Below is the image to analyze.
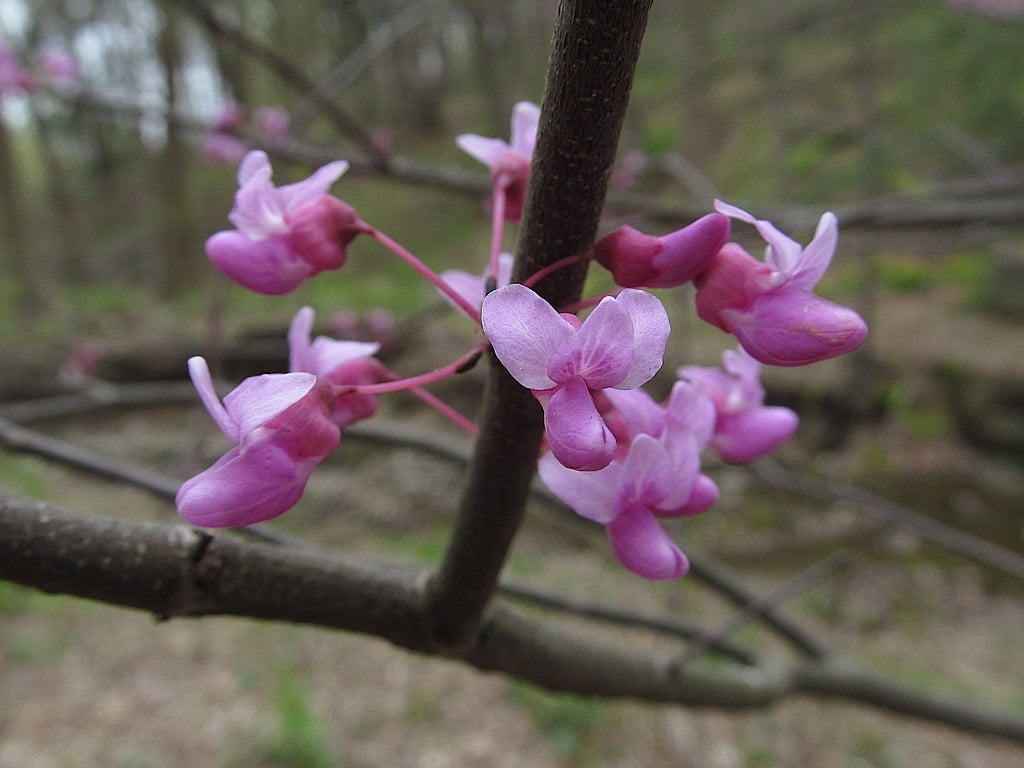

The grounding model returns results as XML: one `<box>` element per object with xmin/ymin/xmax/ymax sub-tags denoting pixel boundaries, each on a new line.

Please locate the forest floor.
<box><xmin>1</xmin><ymin>270</ymin><xmax>1023</xmax><ymax>768</ymax></box>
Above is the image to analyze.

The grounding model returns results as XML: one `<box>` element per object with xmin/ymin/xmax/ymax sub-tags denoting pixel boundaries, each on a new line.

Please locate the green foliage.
<box><xmin>262</xmin><ymin>671</ymin><xmax>340</xmax><ymax>768</ymax></box>
<box><xmin>0</xmin><ymin>454</ymin><xmax>49</xmax><ymax>499</ymax></box>
<box><xmin>506</xmin><ymin>680</ymin><xmax>603</xmax><ymax>760</ymax></box>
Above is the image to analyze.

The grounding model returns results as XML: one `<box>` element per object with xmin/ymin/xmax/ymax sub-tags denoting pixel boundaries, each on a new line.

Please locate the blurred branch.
<box><xmin>162</xmin><ymin>0</ymin><xmax>385</xmax><ymax>163</ymax></box>
<box><xmin>58</xmin><ymin>89</ymin><xmax>1024</xmax><ymax>234</ymax></box>
<box><xmin>3</xmin><ymin>491</ymin><xmax>1023</xmax><ymax>743</ymax></box>
<box><xmin>753</xmin><ymin>459</ymin><xmax>1024</xmax><ymax>583</ymax></box>
<box><xmin>290</xmin><ymin>5</ymin><xmax>431</xmax><ymax>136</ymax></box>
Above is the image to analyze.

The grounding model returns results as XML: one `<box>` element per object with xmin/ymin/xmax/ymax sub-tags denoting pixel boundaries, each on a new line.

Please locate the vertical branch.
<box><xmin>423</xmin><ymin>0</ymin><xmax>654</xmax><ymax>652</ymax></box>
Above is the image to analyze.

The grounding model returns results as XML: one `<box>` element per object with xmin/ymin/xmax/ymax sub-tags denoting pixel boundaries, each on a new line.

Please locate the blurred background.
<box><xmin>1</xmin><ymin>1</ymin><xmax>1023</xmax><ymax>766</ymax></box>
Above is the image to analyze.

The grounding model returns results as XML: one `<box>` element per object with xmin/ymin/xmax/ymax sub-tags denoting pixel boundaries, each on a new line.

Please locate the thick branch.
<box><xmin>421</xmin><ymin>0</ymin><xmax>654</xmax><ymax>652</ymax></box>
<box><xmin>3</xmin><ymin>492</ymin><xmax>1023</xmax><ymax>743</ymax></box>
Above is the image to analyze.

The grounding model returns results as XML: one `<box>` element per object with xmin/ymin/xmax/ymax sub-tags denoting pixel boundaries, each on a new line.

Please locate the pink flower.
<box><xmin>601</xmin><ymin>380</ymin><xmax>720</xmax><ymax>514</ymax></box>
<box><xmin>176</xmin><ymin>357</ymin><xmax>341</xmax><ymax>527</ymax></box>
<box><xmin>288</xmin><ymin>306</ymin><xmax>388</xmax><ymax>428</ymax></box>
<box><xmin>205</xmin><ymin>151</ymin><xmax>362</xmax><ymax>294</ymax></box>
<box><xmin>36</xmin><ymin>50</ymin><xmax>79</xmax><ymax>86</ymax></box>
<box><xmin>254</xmin><ymin>106</ymin><xmax>289</xmax><ymax>138</ymax></box>
<box><xmin>594</xmin><ymin>213</ymin><xmax>730</xmax><ymax>289</ymax></box>
<box><xmin>695</xmin><ymin>201</ymin><xmax>867</xmax><ymax>366</ymax></box>
<box><xmin>456</xmin><ymin>101</ymin><xmax>540</xmax><ymax>222</ymax></box>
<box><xmin>482</xmin><ymin>283</ymin><xmax>670</xmax><ymax>470</ymax></box>
<box><xmin>679</xmin><ymin>347</ymin><xmax>798</xmax><ymax>464</ymax></box>
<box><xmin>539</xmin><ymin>433</ymin><xmax>699</xmax><ymax>579</ymax></box>
<box><xmin>0</xmin><ymin>44</ymin><xmax>33</xmax><ymax>95</ymax></box>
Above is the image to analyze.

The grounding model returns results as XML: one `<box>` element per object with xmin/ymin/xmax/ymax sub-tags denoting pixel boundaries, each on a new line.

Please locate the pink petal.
<box><xmin>537</xmin><ymin>452</ymin><xmax>621</xmax><ymax>524</ymax></box>
<box><xmin>223</xmin><ymin>372</ymin><xmax>318</xmax><ymax>442</ymax></box>
<box><xmin>712</xmin><ymin>406</ymin><xmax>799</xmax><ymax>464</ymax></box>
<box><xmin>722</xmin><ymin>290</ymin><xmax>868</xmax><ymax>367</ymax></box>
<box><xmin>509</xmin><ymin>101</ymin><xmax>541</xmax><ymax>156</ymax></box>
<box><xmin>187</xmin><ymin>356</ymin><xmax>238</xmax><ymax>442</ymax></box>
<box><xmin>547</xmin><ymin>296</ymin><xmax>634</xmax><ymax>388</ymax></box>
<box><xmin>482</xmin><ymin>284</ymin><xmax>574</xmax><ymax>390</ymax></box>
<box><xmin>206</xmin><ymin>230</ymin><xmax>313</xmax><ymax>295</ymax></box>
<box><xmin>455</xmin><ymin>134</ymin><xmax>510</xmax><ymax>169</ymax></box>
<box><xmin>603</xmin><ymin>388</ymin><xmax>666</xmax><ymax>441</ymax></box>
<box><xmin>619</xmin><ymin>434</ymin><xmax>678</xmax><ymax>510</ymax></box>
<box><xmin>615</xmin><ymin>289</ymin><xmax>671</xmax><ymax>389</ymax></box>
<box><xmin>544</xmin><ymin>377</ymin><xmax>617</xmax><ymax>471</ymax></box>
<box><xmin>664</xmin><ymin>379</ymin><xmax>716</xmax><ymax>447</ymax></box>
<box><xmin>659</xmin><ymin>474</ymin><xmax>720</xmax><ymax>517</ymax></box>
<box><xmin>648</xmin><ymin>213</ymin><xmax>730</xmax><ymax>287</ymax></box>
<box><xmin>276</xmin><ymin>160</ymin><xmax>349</xmax><ymax>212</ymax></box>
<box><xmin>606</xmin><ymin>506</ymin><xmax>689</xmax><ymax>579</ymax></box>
<box><xmin>176</xmin><ymin>442</ymin><xmax>312</xmax><ymax>528</ymax></box>
<box><xmin>786</xmin><ymin>212</ymin><xmax>837</xmax><ymax>291</ymax></box>
<box><xmin>237</xmin><ymin>150</ymin><xmax>273</xmax><ymax>186</ymax></box>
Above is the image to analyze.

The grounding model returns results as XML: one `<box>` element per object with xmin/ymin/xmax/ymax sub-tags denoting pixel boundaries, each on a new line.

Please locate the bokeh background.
<box><xmin>1</xmin><ymin>1</ymin><xmax>1023</xmax><ymax>766</ymax></box>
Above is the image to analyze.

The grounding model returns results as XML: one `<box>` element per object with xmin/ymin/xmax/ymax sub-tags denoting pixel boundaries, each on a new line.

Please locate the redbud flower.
<box><xmin>679</xmin><ymin>347</ymin><xmax>798</xmax><ymax>464</ymax></box>
<box><xmin>254</xmin><ymin>106</ymin><xmax>290</xmax><ymax>138</ymax></box>
<box><xmin>36</xmin><ymin>49</ymin><xmax>79</xmax><ymax>87</ymax></box>
<box><xmin>456</xmin><ymin>101</ymin><xmax>540</xmax><ymax>221</ymax></box>
<box><xmin>482</xmin><ymin>283</ymin><xmax>670</xmax><ymax>471</ymax></box>
<box><xmin>205</xmin><ymin>151</ymin><xmax>362</xmax><ymax>294</ymax></box>
<box><xmin>288</xmin><ymin>306</ymin><xmax>388</xmax><ymax>428</ymax></box>
<box><xmin>176</xmin><ymin>357</ymin><xmax>340</xmax><ymax>528</ymax></box>
<box><xmin>539</xmin><ymin>434</ymin><xmax>698</xmax><ymax>579</ymax></box>
<box><xmin>694</xmin><ymin>201</ymin><xmax>867</xmax><ymax>366</ymax></box>
<box><xmin>602</xmin><ymin>380</ymin><xmax>720</xmax><ymax>515</ymax></box>
<box><xmin>594</xmin><ymin>213</ymin><xmax>730</xmax><ymax>289</ymax></box>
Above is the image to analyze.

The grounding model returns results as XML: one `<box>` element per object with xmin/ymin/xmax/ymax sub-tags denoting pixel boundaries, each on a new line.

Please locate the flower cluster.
<box><xmin>179</xmin><ymin>101</ymin><xmax>866</xmax><ymax>580</ymax></box>
<box><xmin>0</xmin><ymin>43</ymin><xmax>78</xmax><ymax>98</ymax></box>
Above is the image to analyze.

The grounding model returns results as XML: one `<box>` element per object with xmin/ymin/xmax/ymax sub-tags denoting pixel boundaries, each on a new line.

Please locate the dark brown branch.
<box><xmin>3</xmin><ymin>492</ymin><xmax>1023</xmax><ymax>743</ymax></box>
<box><xmin>421</xmin><ymin>0</ymin><xmax>655</xmax><ymax>653</ymax></box>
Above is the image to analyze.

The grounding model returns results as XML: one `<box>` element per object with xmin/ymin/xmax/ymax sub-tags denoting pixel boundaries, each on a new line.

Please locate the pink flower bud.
<box><xmin>595</xmin><ymin>213</ymin><xmax>730</xmax><ymax>289</ymax></box>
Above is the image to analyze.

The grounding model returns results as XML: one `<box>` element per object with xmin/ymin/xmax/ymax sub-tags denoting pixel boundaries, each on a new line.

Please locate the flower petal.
<box><xmin>544</xmin><ymin>377</ymin><xmax>616</xmax><ymax>471</ymax></box>
<box><xmin>547</xmin><ymin>296</ymin><xmax>633</xmax><ymax>388</ymax></box>
<box><xmin>176</xmin><ymin>442</ymin><xmax>311</xmax><ymax>527</ymax></box>
<box><xmin>509</xmin><ymin>101</ymin><xmax>541</xmax><ymax>156</ymax></box>
<box><xmin>607</xmin><ymin>505</ymin><xmax>689</xmax><ymax>579</ymax></box>
<box><xmin>723</xmin><ymin>290</ymin><xmax>868</xmax><ymax>366</ymax></box>
<box><xmin>482</xmin><ymin>284</ymin><xmax>574</xmax><ymax>390</ymax></box>
<box><xmin>614</xmin><ymin>289</ymin><xmax>671</xmax><ymax>389</ymax></box>
<box><xmin>712</xmin><ymin>406</ymin><xmax>799</xmax><ymax>464</ymax></box>
<box><xmin>537</xmin><ymin>452</ymin><xmax>621</xmax><ymax>524</ymax></box>
<box><xmin>187</xmin><ymin>356</ymin><xmax>237</xmax><ymax>442</ymax></box>
<box><xmin>456</xmin><ymin>134</ymin><xmax>510</xmax><ymax>169</ymax></box>
<box><xmin>206</xmin><ymin>230</ymin><xmax>313</xmax><ymax>295</ymax></box>
<box><xmin>223</xmin><ymin>372</ymin><xmax>318</xmax><ymax>442</ymax></box>
<box><xmin>276</xmin><ymin>160</ymin><xmax>349</xmax><ymax>212</ymax></box>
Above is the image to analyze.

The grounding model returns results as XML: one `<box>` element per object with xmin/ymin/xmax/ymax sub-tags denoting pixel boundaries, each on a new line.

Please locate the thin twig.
<box><xmin>671</xmin><ymin>552</ymin><xmax>854</xmax><ymax>671</ymax></box>
<box><xmin>753</xmin><ymin>459</ymin><xmax>1024</xmax><ymax>583</ymax></box>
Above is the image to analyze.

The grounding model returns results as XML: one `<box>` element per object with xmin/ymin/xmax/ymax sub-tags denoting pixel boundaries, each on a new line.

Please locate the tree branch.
<box><xmin>3</xmin><ymin>491</ymin><xmax>1023</xmax><ymax>743</ymax></box>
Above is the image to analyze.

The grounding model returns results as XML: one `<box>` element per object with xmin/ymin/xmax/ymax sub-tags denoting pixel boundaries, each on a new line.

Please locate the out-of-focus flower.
<box><xmin>695</xmin><ymin>201</ymin><xmax>867</xmax><ymax>366</ymax></box>
<box><xmin>36</xmin><ymin>49</ymin><xmax>79</xmax><ymax>87</ymax></box>
<box><xmin>482</xmin><ymin>283</ymin><xmax>670</xmax><ymax>470</ymax></box>
<box><xmin>678</xmin><ymin>347</ymin><xmax>798</xmax><ymax>463</ymax></box>
<box><xmin>457</xmin><ymin>101</ymin><xmax>540</xmax><ymax>221</ymax></box>
<box><xmin>254</xmin><ymin>106</ymin><xmax>289</xmax><ymax>138</ymax></box>
<box><xmin>176</xmin><ymin>357</ymin><xmax>340</xmax><ymax>527</ymax></box>
<box><xmin>594</xmin><ymin>213</ymin><xmax>730</xmax><ymax>289</ymax></box>
<box><xmin>0</xmin><ymin>44</ymin><xmax>34</xmax><ymax>95</ymax></box>
<box><xmin>439</xmin><ymin>252</ymin><xmax>514</xmax><ymax>315</ymax></box>
<box><xmin>205</xmin><ymin>150</ymin><xmax>362</xmax><ymax>294</ymax></box>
